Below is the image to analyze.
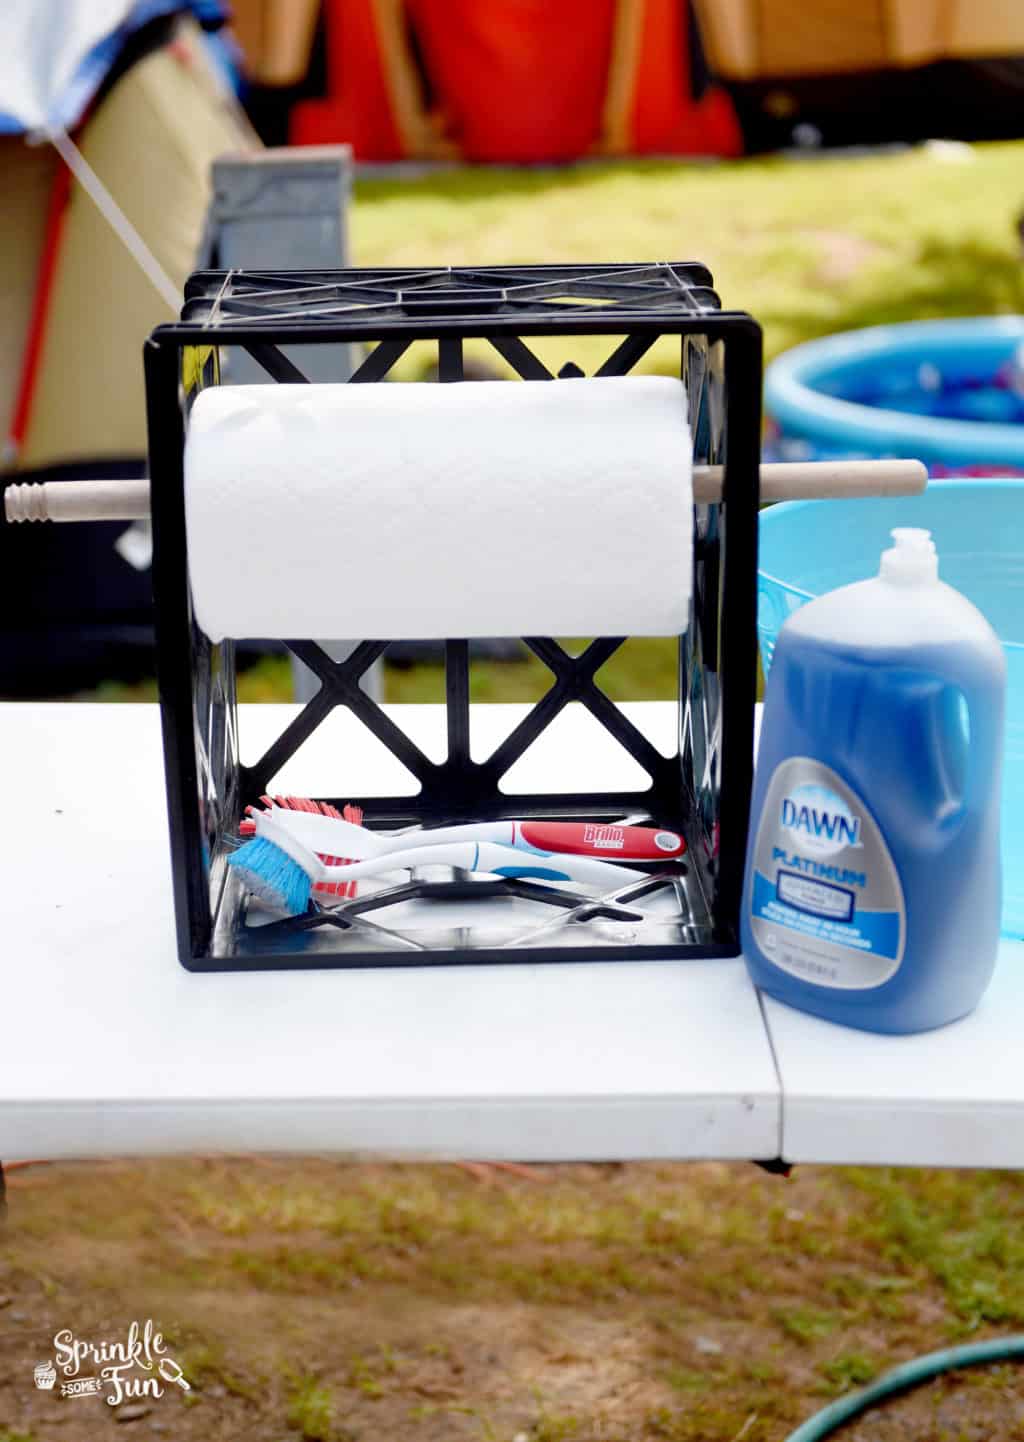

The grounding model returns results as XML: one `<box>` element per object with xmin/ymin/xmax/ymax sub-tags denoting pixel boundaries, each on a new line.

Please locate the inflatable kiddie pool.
<box><xmin>765</xmin><ymin>317</ymin><xmax>1024</xmax><ymax>475</ymax></box>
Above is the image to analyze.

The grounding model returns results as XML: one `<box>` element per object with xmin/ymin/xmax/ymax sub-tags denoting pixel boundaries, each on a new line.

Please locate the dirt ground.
<box><xmin>1</xmin><ymin>1159</ymin><xmax>1022</xmax><ymax>1442</ymax></box>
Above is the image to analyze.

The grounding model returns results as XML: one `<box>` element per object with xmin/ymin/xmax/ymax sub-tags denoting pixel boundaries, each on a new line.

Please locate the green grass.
<box><xmin>819</xmin><ymin>1351</ymin><xmax>880</xmax><ymax>1394</ymax></box>
<box><xmin>772</xmin><ymin>1305</ymin><xmax>840</xmax><ymax>1344</ymax></box>
<box><xmin>179</xmin><ymin>1160</ymin><xmax>1024</xmax><ymax>1324</ymax></box>
<box><xmin>74</xmin><ymin>636</ymin><xmax>681</xmax><ymax>706</ymax></box>
<box><xmin>843</xmin><ymin>1167</ymin><xmax>1024</xmax><ymax>1331</ymax></box>
<box><xmin>386</xmin><ymin>636</ymin><xmax>680</xmax><ymax>703</ymax></box>
<box><xmin>6</xmin><ymin>1158</ymin><xmax>1024</xmax><ymax>1441</ymax></box>
<box><xmin>350</xmin><ymin>143</ymin><xmax>1024</xmax><ymax>371</ymax></box>
<box><xmin>531</xmin><ymin>1413</ymin><xmax>583</xmax><ymax>1441</ymax></box>
<box><xmin>286</xmin><ymin>1377</ymin><xmax>337</xmax><ymax>1440</ymax></box>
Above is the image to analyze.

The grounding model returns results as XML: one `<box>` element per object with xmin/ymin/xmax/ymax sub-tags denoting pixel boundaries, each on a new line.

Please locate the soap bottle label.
<box><xmin>748</xmin><ymin>758</ymin><xmax>905</xmax><ymax>990</ymax></box>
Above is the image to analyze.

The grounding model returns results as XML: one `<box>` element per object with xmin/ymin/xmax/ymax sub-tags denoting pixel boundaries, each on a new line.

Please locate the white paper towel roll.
<box><xmin>184</xmin><ymin>376</ymin><xmax>693</xmax><ymax>642</ymax></box>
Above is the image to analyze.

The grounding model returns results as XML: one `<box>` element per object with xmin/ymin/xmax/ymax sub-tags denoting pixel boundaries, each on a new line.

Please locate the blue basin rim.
<box><xmin>765</xmin><ymin>317</ymin><xmax>1024</xmax><ymax>468</ymax></box>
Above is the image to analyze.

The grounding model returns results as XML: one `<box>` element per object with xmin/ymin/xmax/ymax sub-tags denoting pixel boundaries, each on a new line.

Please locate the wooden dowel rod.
<box><xmin>4</xmin><ymin>479</ymin><xmax>151</xmax><ymax>523</ymax></box>
<box><xmin>694</xmin><ymin>459</ymin><xmax>927</xmax><ymax>502</ymax></box>
<box><xmin>4</xmin><ymin>459</ymin><xmax>927</xmax><ymax>525</ymax></box>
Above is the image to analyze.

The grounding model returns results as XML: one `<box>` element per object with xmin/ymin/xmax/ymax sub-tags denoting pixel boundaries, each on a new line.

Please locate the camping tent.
<box><xmin>0</xmin><ymin>2</ymin><xmax>255</xmax><ymax>693</ymax></box>
<box><xmin>691</xmin><ymin>0</ymin><xmax>1024</xmax><ymax>148</ymax></box>
<box><xmin>693</xmin><ymin>0</ymin><xmax>1024</xmax><ymax>80</ymax></box>
<box><xmin>282</xmin><ymin>0</ymin><xmax>742</xmax><ymax>162</ymax></box>
<box><xmin>0</xmin><ymin>0</ymin><xmax>226</xmax><ymax>136</ymax></box>
<box><xmin>0</xmin><ymin>0</ymin><xmax>253</xmax><ymax>470</ymax></box>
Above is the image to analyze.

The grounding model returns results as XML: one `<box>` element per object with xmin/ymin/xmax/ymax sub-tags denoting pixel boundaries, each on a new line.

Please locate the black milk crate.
<box><xmin>144</xmin><ymin>262</ymin><xmax>762</xmax><ymax>972</ymax></box>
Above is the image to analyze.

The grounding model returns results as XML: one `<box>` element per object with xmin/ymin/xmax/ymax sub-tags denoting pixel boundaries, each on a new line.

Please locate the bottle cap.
<box><xmin>879</xmin><ymin>527</ymin><xmax>939</xmax><ymax>584</ymax></box>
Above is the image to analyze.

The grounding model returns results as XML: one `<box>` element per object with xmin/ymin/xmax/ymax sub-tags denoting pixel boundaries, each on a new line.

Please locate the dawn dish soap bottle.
<box><xmin>742</xmin><ymin>528</ymin><xmax>1005</xmax><ymax>1034</ymax></box>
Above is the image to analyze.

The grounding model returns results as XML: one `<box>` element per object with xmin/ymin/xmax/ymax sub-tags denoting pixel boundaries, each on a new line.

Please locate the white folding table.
<box><xmin>2</xmin><ymin>702</ymin><xmax>1019</xmax><ymax>1169</ymax></box>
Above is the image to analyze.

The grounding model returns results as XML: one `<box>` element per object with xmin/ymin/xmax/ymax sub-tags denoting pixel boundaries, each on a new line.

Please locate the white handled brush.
<box><xmin>228</xmin><ymin>812</ymin><xmax>646</xmax><ymax>916</ymax></box>
<box><xmin>240</xmin><ymin>796</ymin><xmax>686</xmax><ymax>862</ymax></box>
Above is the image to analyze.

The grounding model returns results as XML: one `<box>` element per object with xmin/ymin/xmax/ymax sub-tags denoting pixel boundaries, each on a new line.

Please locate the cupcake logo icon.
<box><xmin>34</xmin><ymin>1361</ymin><xmax>57</xmax><ymax>1391</ymax></box>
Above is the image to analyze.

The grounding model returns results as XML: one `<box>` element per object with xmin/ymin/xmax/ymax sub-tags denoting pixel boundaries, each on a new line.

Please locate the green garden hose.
<box><xmin>786</xmin><ymin>1336</ymin><xmax>1024</xmax><ymax>1441</ymax></box>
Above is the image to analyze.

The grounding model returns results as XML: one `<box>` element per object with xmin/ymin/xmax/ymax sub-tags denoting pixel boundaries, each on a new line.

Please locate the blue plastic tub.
<box><xmin>765</xmin><ymin>317</ymin><xmax>1024</xmax><ymax>475</ymax></box>
<box><xmin>758</xmin><ymin>480</ymin><xmax>1024</xmax><ymax>939</ymax></box>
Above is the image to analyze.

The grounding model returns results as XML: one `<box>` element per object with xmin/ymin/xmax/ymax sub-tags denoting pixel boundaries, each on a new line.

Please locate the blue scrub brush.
<box><xmin>228</xmin><ymin>812</ymin><xmax>646</xmax><ymax>916</ymax></box>
<box><xmin>227</xmin><ymin>813</ymin><xmax>322</xmax><ymax>915</ymax></box>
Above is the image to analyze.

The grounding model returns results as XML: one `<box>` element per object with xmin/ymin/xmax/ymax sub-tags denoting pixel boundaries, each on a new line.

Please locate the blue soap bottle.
<box><xmin>742</xmin><ymin>528</ymin><xmax>1006</xmax><ymax>1034</ymax></box>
